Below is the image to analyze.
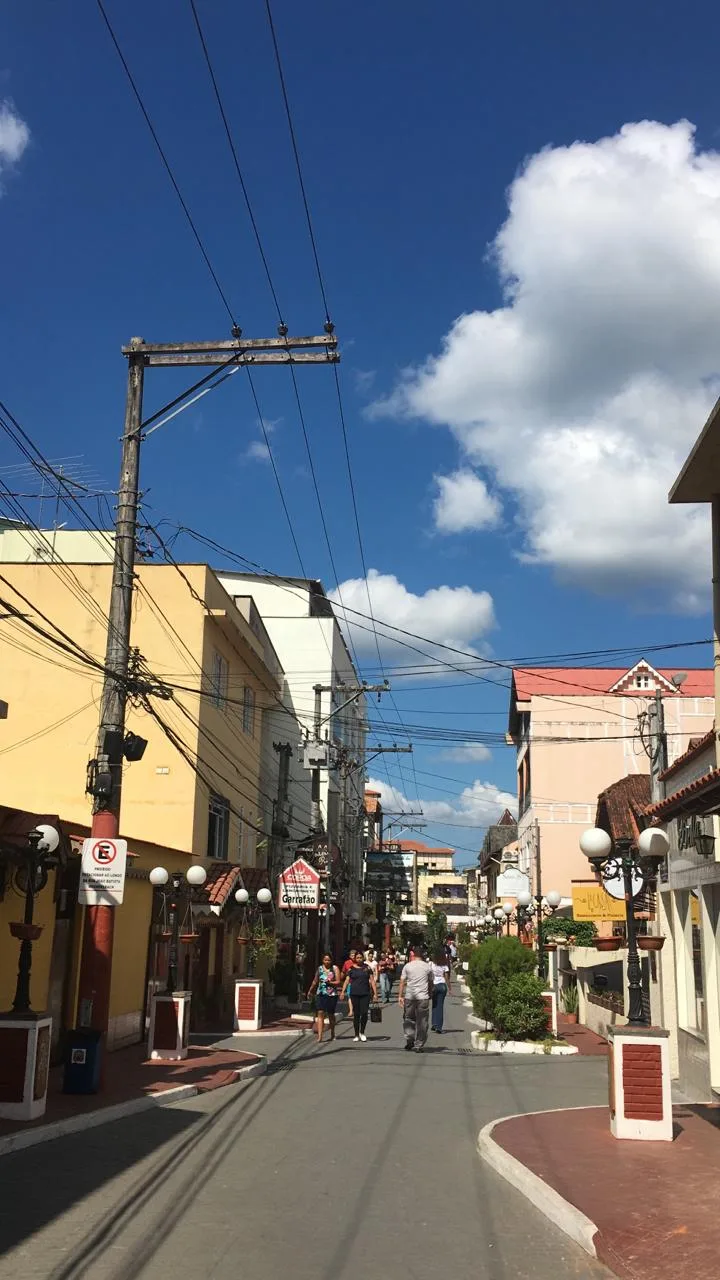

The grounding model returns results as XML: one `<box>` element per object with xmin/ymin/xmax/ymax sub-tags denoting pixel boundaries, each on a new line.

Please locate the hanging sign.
<box><xmin>78</xmin><ymin>837</ymin><xmax>128</xmax><ymax>906</ymax></box>
<box><xmin>571</xmin><ymin>882</ymin><xmax>626</xmax><ymax>922</ymax></box>
<box><xmin>496</xmin><ymin>867</ymin><xmax>530</xmax><ymax>899</ymax></box>
<box><xmin>278</xmin><ymin>857</ymin><xmax>321</xmax><ymax>910</ymax></box>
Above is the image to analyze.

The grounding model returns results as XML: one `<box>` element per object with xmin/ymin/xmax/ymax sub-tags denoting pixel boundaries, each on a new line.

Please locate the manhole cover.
<box><xmin>267</xmin><ymin>1060</ymin><xmax>296</xmax><ymax>1073</ymax></box>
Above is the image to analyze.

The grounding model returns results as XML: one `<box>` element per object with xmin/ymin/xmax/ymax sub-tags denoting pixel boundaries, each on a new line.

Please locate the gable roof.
<box><xmin>512</xmin><ymin>666</ymin><xmax>712</xmax><ymax>700</ymax></box>
<box><xmin>595</xmin><ymin>775</ymin><xmax>651</xmax><ymax>842</ymax></box>
<box><xmin>393</xmin><ymin>839</ymin><xmax>454</xmax><ymax>855</ymax></box>
<box><xmin>659</xmin><ymin>729</ymin><xmax>716</xmax><ymax>782</ymax></box>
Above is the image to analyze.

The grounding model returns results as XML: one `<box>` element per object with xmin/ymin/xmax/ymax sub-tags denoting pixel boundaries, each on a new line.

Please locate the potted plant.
<box><xmin>179</xmin><ymin>932</ymin><xmax>200</xmax><ymax>945</ymax></box>
<box><xmin>561</xmin><ymin>983</ymin><xmax>579</xmax><ymax>1023</ymax></box>
<box><xmin>595</xmin><ymin>936</ymin><xmax>622</xmax><ymax>952</ymax></box>
<box><xmin>637</xmin><ymin>935</ymin><xmax>665</xmax><ymax>951</ymax></box>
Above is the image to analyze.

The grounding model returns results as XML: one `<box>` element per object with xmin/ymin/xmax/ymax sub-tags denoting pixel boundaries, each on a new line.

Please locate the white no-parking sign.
<box><xmin>78</xmin><ymin>837</ymin><xmax>128</xmax><ymax>906</ymax></box>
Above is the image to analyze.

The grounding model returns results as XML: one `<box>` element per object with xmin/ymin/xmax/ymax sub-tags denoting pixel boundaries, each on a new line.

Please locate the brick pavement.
<box><xmin>0</xmin><ymin>1042</ymin><xmax>261</xmax><ymax>1140</ymax></box>
<box><xmin>558</xmin><ymin>1013</ymin><xmax>608</xmax><ymax>1056</ymax></box>
<box><xmin>491</xmin><ymin>1102</ymin><xmax>720</xmax><ymax>1280</ymax></box>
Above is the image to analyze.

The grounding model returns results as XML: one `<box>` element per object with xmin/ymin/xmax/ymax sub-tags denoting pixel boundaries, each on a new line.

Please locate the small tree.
<box><xmin>468</xmin><ymin>936</ymin><xmax>536</xmax><ymax>1023</ymax></box>
<box><xmin>425</xmin><ymin>908</ymin><xmax>449</xmax><ymax>957</ymax></box>
<box><xmin>493</xmin><ymin>974</ymin><xmax>549</xmax><ymax>1041</ymax></box>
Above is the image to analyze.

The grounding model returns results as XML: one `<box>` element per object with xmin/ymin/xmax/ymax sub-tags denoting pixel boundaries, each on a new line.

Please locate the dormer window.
<box><xmin>635</xmin><ymin>674</ymin><xmax>651</xmax><ymax>689</ymax></box>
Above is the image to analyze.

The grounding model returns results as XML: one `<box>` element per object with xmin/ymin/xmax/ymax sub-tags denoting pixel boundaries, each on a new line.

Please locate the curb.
<box><xmin>231</xmin><ymin>1029</ymin><xmax>304</xmax><ymax>1040</ymax></box>
<box><xmin>477</xmin><ymin>1110</ymin><xmax>599</xmax><ymax>1258</ymax></box>
<box><xmin>0</xmin><ymin>1056</ymin><xmax>267</xmax><ymax>1158</ymax></box>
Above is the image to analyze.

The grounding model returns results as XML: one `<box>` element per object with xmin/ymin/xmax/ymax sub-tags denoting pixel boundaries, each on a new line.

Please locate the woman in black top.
<box><xmin>340</xmin><ymin>954</ymin><xmax>377</xmax><ymax>1042</ymax></box>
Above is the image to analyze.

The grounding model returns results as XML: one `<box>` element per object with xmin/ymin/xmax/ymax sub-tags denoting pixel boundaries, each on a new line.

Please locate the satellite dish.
<box><xmin>671</xmin><ymin>672</ymin><xmax>688</xmax><ymax>688</ymax></box>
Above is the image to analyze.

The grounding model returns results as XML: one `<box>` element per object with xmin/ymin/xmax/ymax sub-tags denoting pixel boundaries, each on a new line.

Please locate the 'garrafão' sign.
<box><xmin>278</xmin><ymin>857</ymin><xmax>321</xmax><ymax>910</ymax></box>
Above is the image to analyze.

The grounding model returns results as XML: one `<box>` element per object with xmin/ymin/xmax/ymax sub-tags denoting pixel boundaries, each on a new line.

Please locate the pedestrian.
<box><xmin>378</xmin><ymin>951</ymin><xmax>392</xmax><ymax>1004</ymax></box>
<box><xmin>430</xmin><ymin>947</ymin><xmax>451</xmax><ymax>1033</ymax></box>
<box><xmin>386</xmin><ymin>947</ymin><xmax>397</xmax><ymax>998</ymax></box>
<box><xmin>340</xmin><ymin>952</ymin><xmax>377</xmax><ymax>1042</ymax></box>
<box><xmin>398</xmin><ymin>944</ymin><xmax>433</xmax><ymax>1052</ymax></box>
<box><xmin>365</xmin><ymin>947</ymin><xmax>379</xmax><ymax>984</ymax></box>
<box><xmin>307</xmin><ymin>953</ymin><xmax>341</xmax><ymax>1044</ymax></box>
<box><xmin>341</xmin><ymin>950</ymin><xmax>357</xmax><ymax>1020</ymax></box>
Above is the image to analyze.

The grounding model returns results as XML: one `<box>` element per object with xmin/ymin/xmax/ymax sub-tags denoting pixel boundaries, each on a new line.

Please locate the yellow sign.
<box><xmin>571</xmin><ymin>882</ymin><xmax>626</xmax><ymax>922</ymax></box>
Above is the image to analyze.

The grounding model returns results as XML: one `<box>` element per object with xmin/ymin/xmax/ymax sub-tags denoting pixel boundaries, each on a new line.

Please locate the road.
<box><xmin>0</xmin><ymin>991</ymin><xmax>611</xmax><ymax>1280</ymax></box>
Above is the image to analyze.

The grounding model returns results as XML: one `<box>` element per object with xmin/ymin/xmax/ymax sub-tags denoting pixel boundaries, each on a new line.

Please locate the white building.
<box><xmin>215</xmin><ymin>573</ymin><xmax>367</xmax><ymax>928</ymax></box>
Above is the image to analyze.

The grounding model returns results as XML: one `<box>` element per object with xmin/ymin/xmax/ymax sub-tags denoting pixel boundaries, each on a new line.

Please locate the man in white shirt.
<box><xmin>398</xmin><ymin>945</ymin><xmax>433</xmax><ymax>1052</ymax></box>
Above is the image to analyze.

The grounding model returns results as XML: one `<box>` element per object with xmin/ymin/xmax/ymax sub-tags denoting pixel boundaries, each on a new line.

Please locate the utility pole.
<box><xmin>269</xmin><ymin>741</ymin><xmax>292</xmax><ymax>885</ymax></box>
<box><xmin>77</xmin><ymin>331</ymin><xmax>336</xmax><ymax>1061</ymax></box>
<box><xmin>648</xmin><ymin>689</ymin><xmax>669</xmax><ymax>805</ymax></box>
<box><xmin>306</xmin><ymin>680</ymin><xmax>389</xmax><ymax>953</ymax></box>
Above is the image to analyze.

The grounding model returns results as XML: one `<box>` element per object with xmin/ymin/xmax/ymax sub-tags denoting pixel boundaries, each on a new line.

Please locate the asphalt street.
<box><xmin>0</xmin><ymin>991</ymin><xmax>612</xmax><ymax>1280</ymax></box>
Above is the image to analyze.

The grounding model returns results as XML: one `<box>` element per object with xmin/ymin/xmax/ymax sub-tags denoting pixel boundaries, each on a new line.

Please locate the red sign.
<box><xmin>92</xmin><ymin>840</ymin><xmax>118</xmax><ymax>865</ymax></box>
<box><xmin>278</xmin><ymin>858</ymin><xmax>321</xmax><ymax>909</ymax></box>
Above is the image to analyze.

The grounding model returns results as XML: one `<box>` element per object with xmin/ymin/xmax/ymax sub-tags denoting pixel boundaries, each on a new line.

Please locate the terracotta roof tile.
<box><xmin>595</xmin><ymin>775</ymin><xmax>651</xmax><ymax>841</ymax></box>
<box><xmin>645</xmin><ymin>768</ymin><xmax>720</xmax><ymax>819</ymax></box>
<box><xmin>513</xmin><ymin>667</ymin><xmax>713</xmax><ymax>699</ymax></box>
<box><xmin>203</xmin><ymin>862</ymin><xmax>243</xmax><ymax>907</ymax></box>
<box><xmin>660</xmin><ymin>729</ymin><xmax>716</xmax><ymax>781</ymax></box>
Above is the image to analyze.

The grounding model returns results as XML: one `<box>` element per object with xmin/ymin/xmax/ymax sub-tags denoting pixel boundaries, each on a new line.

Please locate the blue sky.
<box><xmin>2</xmin><ymin>1</ymin><xmax>719</xmax><ymax>864</ymax></box>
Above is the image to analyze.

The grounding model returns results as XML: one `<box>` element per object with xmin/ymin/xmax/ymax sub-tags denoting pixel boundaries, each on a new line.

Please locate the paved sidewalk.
<box><xmin>488</xmin><ymin>1103</ymin><xmax>720</xmax><ymax>1280</ymax></box>
<box><xmin>557</xmin><ymin>1014</ymin><xmax>608</xmax><ymax>1057</ymax></box>
<box><xmin>0</xmin><ymin>1041</ymin><xmax>264</xmax><ymax>1146</ymax></box>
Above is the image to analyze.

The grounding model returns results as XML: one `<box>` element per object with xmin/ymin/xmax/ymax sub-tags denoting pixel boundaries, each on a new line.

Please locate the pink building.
<box><xmin>507</xmin><ymin>661</ymin><xmax>714</xmax><ymax>902</ymax></box>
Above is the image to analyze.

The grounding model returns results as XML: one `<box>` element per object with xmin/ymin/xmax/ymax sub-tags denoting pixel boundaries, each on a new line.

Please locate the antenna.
<box><xmin>671</xmin><ymin>672</ymin><xmax>688</xmax><ymax>689</ymax></box>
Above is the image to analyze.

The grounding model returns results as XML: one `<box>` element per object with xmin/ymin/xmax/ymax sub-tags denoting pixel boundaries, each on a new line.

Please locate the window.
<box><xmin>243</xmin><ymin>686</ymin><xmax>255</xmax><ymax>736</ymax></box>
<box><xmin>635</xmin><ymin>673</ymin><xmax>651</xmax><ymax>689</ymax></box>
<box><xmin>208</xmin><ymin>793</ymin><xmax>230</xmax><ymax>861</ymax></box>
<box><xmin>210</xmin><ymin>650</ymin><xmax>229</xmax><ymax>709</ymax></box>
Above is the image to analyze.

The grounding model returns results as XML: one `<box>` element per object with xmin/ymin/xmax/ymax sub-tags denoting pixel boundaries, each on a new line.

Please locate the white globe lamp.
<box><xmin>149</xmin><ymin>866</ymin><xmax>169</xmax><ymax>887</ymax></box>
<box><xmin>235</xmin><ymin>887</ymin><xmax>250</xmax><ymax>906</ymax></box>
<box><xmin>257</xmin><ymin>887</ymin><xmax>272</xmax><ymax>906</ymax></box>
<box><xmin>186</xmin><ymin>864</ymin><xmax>207</xmax><ymax>887</ymax></box>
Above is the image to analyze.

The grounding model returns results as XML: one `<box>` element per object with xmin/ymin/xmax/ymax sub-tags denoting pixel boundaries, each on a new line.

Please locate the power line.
<box><xmin>95</xmin><ymin>0</ymin><xmax>237</xmax><ymax>327</ymax></box>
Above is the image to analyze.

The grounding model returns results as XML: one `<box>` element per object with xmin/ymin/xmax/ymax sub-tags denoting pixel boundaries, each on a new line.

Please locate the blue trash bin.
<box><xmin>63</xmin><ymin>1029</ymin><xmax>102</xmax><ymax>1094</ymax></box>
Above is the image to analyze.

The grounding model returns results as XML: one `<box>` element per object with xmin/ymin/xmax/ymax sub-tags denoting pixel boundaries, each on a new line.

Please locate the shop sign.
<box><xmin>277</xmin><ymin>858</ymin><xmax>321</xmax><ymax>910</ymax></box>
<box><xmin>571</xmin><ymin>882</ymin><xmax>625</xmax><ymax>922</ymax></box>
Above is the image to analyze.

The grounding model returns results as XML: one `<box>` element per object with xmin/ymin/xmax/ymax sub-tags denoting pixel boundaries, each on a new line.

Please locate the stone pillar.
<box><xmin>234</xmin><ymin>979</ymin><xmax>263</xmax><ymax>1032</ymax></box>
<box><xmin>0</xmin><ymin>1015</ymin><xmax>52</xmax><ymax>1121</ymax></box>
<box><xmin>148</xmin><ymin>992</ymin><xmax>191</xmax><ymax>1061</ymax></box>
<box><xmin>542</xmin><ymin>989</ymin><xmax>558</xmax><ymax>1036</ymax></box>
<box><xmin>607</xmin><ymin>1025</ymin><xmax>673</xmax><ymax>1141</ymax></box>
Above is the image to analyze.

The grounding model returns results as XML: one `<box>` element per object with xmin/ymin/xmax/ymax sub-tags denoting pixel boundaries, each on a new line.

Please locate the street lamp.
<box><xmin>149</xmin><ymin>863</ymin><xmax>207</xmax><ymax>994</ymax></box>
<box><xmin>516</xmin><ymin>888</ymin><xmax>561</xmax><ymax>980</ymax></box>
<box><xmin>8</xmin><ymin>824</ymin><xmax>60</xmax><ymax>1014</ymax></box>
<box><xmin>579</xmin><ymin>826</ymin><xmax>670</xmax><ymax>1026</ymax></box>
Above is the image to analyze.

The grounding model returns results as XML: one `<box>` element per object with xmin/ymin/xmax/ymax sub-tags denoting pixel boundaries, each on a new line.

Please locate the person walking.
<box><xmin>341</xmin><ymin>950</ymin><xmax>357</xmax><ymax>1021</ymax></box>
<box><xmin>340</xmin><ymin>952</ymin><xmax>377</xmax><ymax>1042</ymax></box>
<box><xmin>430</xmin><ymin>948</ymin><xmax>451</xmax><ymax>1034</ymax></box>
<box><xmin>307</xmin><ymin>953</ymin><xmax>341</xmax><ymax>1044</ymax></box>
<box><xmin>398</xmin><ymin>944</ymin><xmax>433</xmax><ymax>1052</ymax></box>
<box><xmin>378</xmin><ymin>951</ymin><xmax>392</xmax><ymax>1004</ymax></box>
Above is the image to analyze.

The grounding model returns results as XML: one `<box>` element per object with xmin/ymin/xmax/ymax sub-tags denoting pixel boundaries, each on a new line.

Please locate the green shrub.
<box><xmin>457</xmin><ymin>941</ymin><xmax>477</xmax><ymax>965</ymax></box>
<box><xmin>541</xmin><ymin>916</ymin><xmax>597</xmax><ymax>948</ymax></box>
<box><xmin>468</xmin><ymin>936</ymin><xmax>536</xmax><ymax>1023</ymax></box>
<box><xmin>493</xmin><ymin>973</ymin><xmax>549</xmax><ymax>1041</ymax></box>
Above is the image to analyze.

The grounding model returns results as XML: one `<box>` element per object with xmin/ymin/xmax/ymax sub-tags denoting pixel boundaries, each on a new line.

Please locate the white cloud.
<box><xmin>0</xmin><ymin>102</ymin><xmax>29</xmax><ymax>174</ymax></box>
<box><xmin>437</xmin><ymin>743</ymin><xmax>492</xmax><ymax>764</ymax></box>
<box><xmin>373</xmin><ymin>119</ymin><xmax>720</xmax><ymax>609</ymax></box>
<box><xmin>330</xmin><ymin>568</ymin><xmax>495</xmax><ymax>662</ymax></box>
<box><xmin>368</xmin><ymin>775</ymin><xmax>516</xmax><ymax>830</ymax></box>
<box><xmin>244</xmin><ymin>439</ymin><xmax>271</xmax><ymax>463</ymax></box>
<box><xmin>433</xmin><ymin>469</ymin><xmax>501</xmax><ymax>533</ymax></box>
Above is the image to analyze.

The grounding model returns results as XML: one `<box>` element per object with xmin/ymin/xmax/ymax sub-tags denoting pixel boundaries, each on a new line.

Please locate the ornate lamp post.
<box><xmin>579</xmin><ymin>826</ymin><xmax>669</xmax><ymax>1026</ymax></box>
<box><xmin>511</xmin><ymin>888</ymin><xmax>561</xmax><ymax>980</ymax></box>
<box><xmin>8</xmin><ymin>824</ymin><xmax>60</xmax><ymax>1015</ymax></box>
<box><xmin>149</xmin><ymin>863</ymin><xmax>207</xmax><ymax>994</ymax></box>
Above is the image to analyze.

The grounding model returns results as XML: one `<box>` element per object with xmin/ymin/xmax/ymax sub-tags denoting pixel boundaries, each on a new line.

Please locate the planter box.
<box><xmin>470</xmin><ymin>1030</ymin><xmax>577</xmax><ymax>1056</ymax></box>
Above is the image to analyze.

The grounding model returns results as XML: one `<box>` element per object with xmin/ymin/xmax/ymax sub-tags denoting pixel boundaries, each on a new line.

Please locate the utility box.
<box><xmin>63</xmin><ymin>1029</ymin><xmax>102</xmax><ymax>1094</ymax></box>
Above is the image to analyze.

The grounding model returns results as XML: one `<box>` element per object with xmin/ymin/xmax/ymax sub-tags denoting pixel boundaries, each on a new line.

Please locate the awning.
<box><xmin>645</xmin><ymin>768</ymin><xmax>720</xmax><ymax>820</ymax></box>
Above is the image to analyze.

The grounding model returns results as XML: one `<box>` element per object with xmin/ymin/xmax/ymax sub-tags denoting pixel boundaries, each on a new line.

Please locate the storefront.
<box><xmin>646</xmin><ymin>731</ymin><xmax>720</xmax><ymax>1100</ymax></box>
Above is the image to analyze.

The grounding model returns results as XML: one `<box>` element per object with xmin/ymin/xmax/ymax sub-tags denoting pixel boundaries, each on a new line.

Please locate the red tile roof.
<box><xmin>660</xmin><ymin>729</ymin><xmax>716</xmax><ymax>781</ymax></box>
<box><xmin>204</xmin><ymin>862</ymin><xmax>243</xmax><ymax>907</ymax></box>
<box><xmin>645</xmin><ymin>768</ymin><xmax>720</xmax><ymax>819</ymax></box>
<box><xmin>595</xmin><ymin>775</ymin><xmax>651</xmax><ymax>842</ymax></box>
<box><xmin>393</xmin><ymin>839</ymin><xmax>454</xmax><ymax>855</ymax></box>
<box><xmin>513</xmin><ymin>667</ymin><xmax>713</xmax><ymax>699</ymax></box>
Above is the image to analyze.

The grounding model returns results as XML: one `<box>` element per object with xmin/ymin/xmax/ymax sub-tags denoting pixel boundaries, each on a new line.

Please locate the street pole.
<box><xmin>617</xmin><ymin>838</ymin><xmax>646</xmax><ymax>1025</ymax></box>
<box><xmin>649</xmin><ymin>688</ymin><xmax>668</xmax><ymax>805</ymax></box>
<box><xmin>270</xmin><ymin>741</ymin><xmax>292</xmax><ymax>885</ymax></box>
<box><xmin>75</xmin><ymin>331</ymin><xmax>336</xmax><ymax>1061</ymax></box>
<box><xmin>535</xmin><ymin>820</ymin><xmax>546</xmax><ymax>981</ymax></box>
<box><xmin>76</xmin><ymin>338</ymin><xmax>145</xmax><ymax>1040</ymax></box>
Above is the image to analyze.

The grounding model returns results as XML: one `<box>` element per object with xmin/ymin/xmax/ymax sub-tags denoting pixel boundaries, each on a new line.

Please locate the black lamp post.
<box><xmin>150</xmin><ymin>864</ymin><xmax>208</xmax><ymax>994</ymax></box>
<box><xmin>579</xmin><ymin>826</ymin><xmax>669</xmax><ymax>1026</ymax></box>
<box><xmin>7</xmin><ymin>824</ymin><xmax>60</xmax><ymax>1016</ymax></box>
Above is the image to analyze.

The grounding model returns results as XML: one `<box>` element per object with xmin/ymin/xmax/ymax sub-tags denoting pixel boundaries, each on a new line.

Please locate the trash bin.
<box><xmin>62</xmin><ymin>1029</ymin><xmax>102</xmax><ymax>1094</ymax></box>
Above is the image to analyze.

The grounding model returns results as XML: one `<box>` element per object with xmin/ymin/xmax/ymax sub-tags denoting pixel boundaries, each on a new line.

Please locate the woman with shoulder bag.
<box><xmin>307</xmin><ymin>953</ymin><xmax>341</xmax><ymax>1044</ymax></box>
<box><xmin>340</xmin><ymin>953</ymin><xmax>377</xmax><ymax>1042</ymax></box>
<box><xmin>430</xmin><ymin>947</ymin><xmax>451</xmax><ymax>1034</ymax></box>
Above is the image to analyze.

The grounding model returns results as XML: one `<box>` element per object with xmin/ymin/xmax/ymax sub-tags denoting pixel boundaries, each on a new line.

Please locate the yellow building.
<box><xmin>0</xmin><ymin>560</ymin><xmax>283</xmax><ymax>1052</ymax></box>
